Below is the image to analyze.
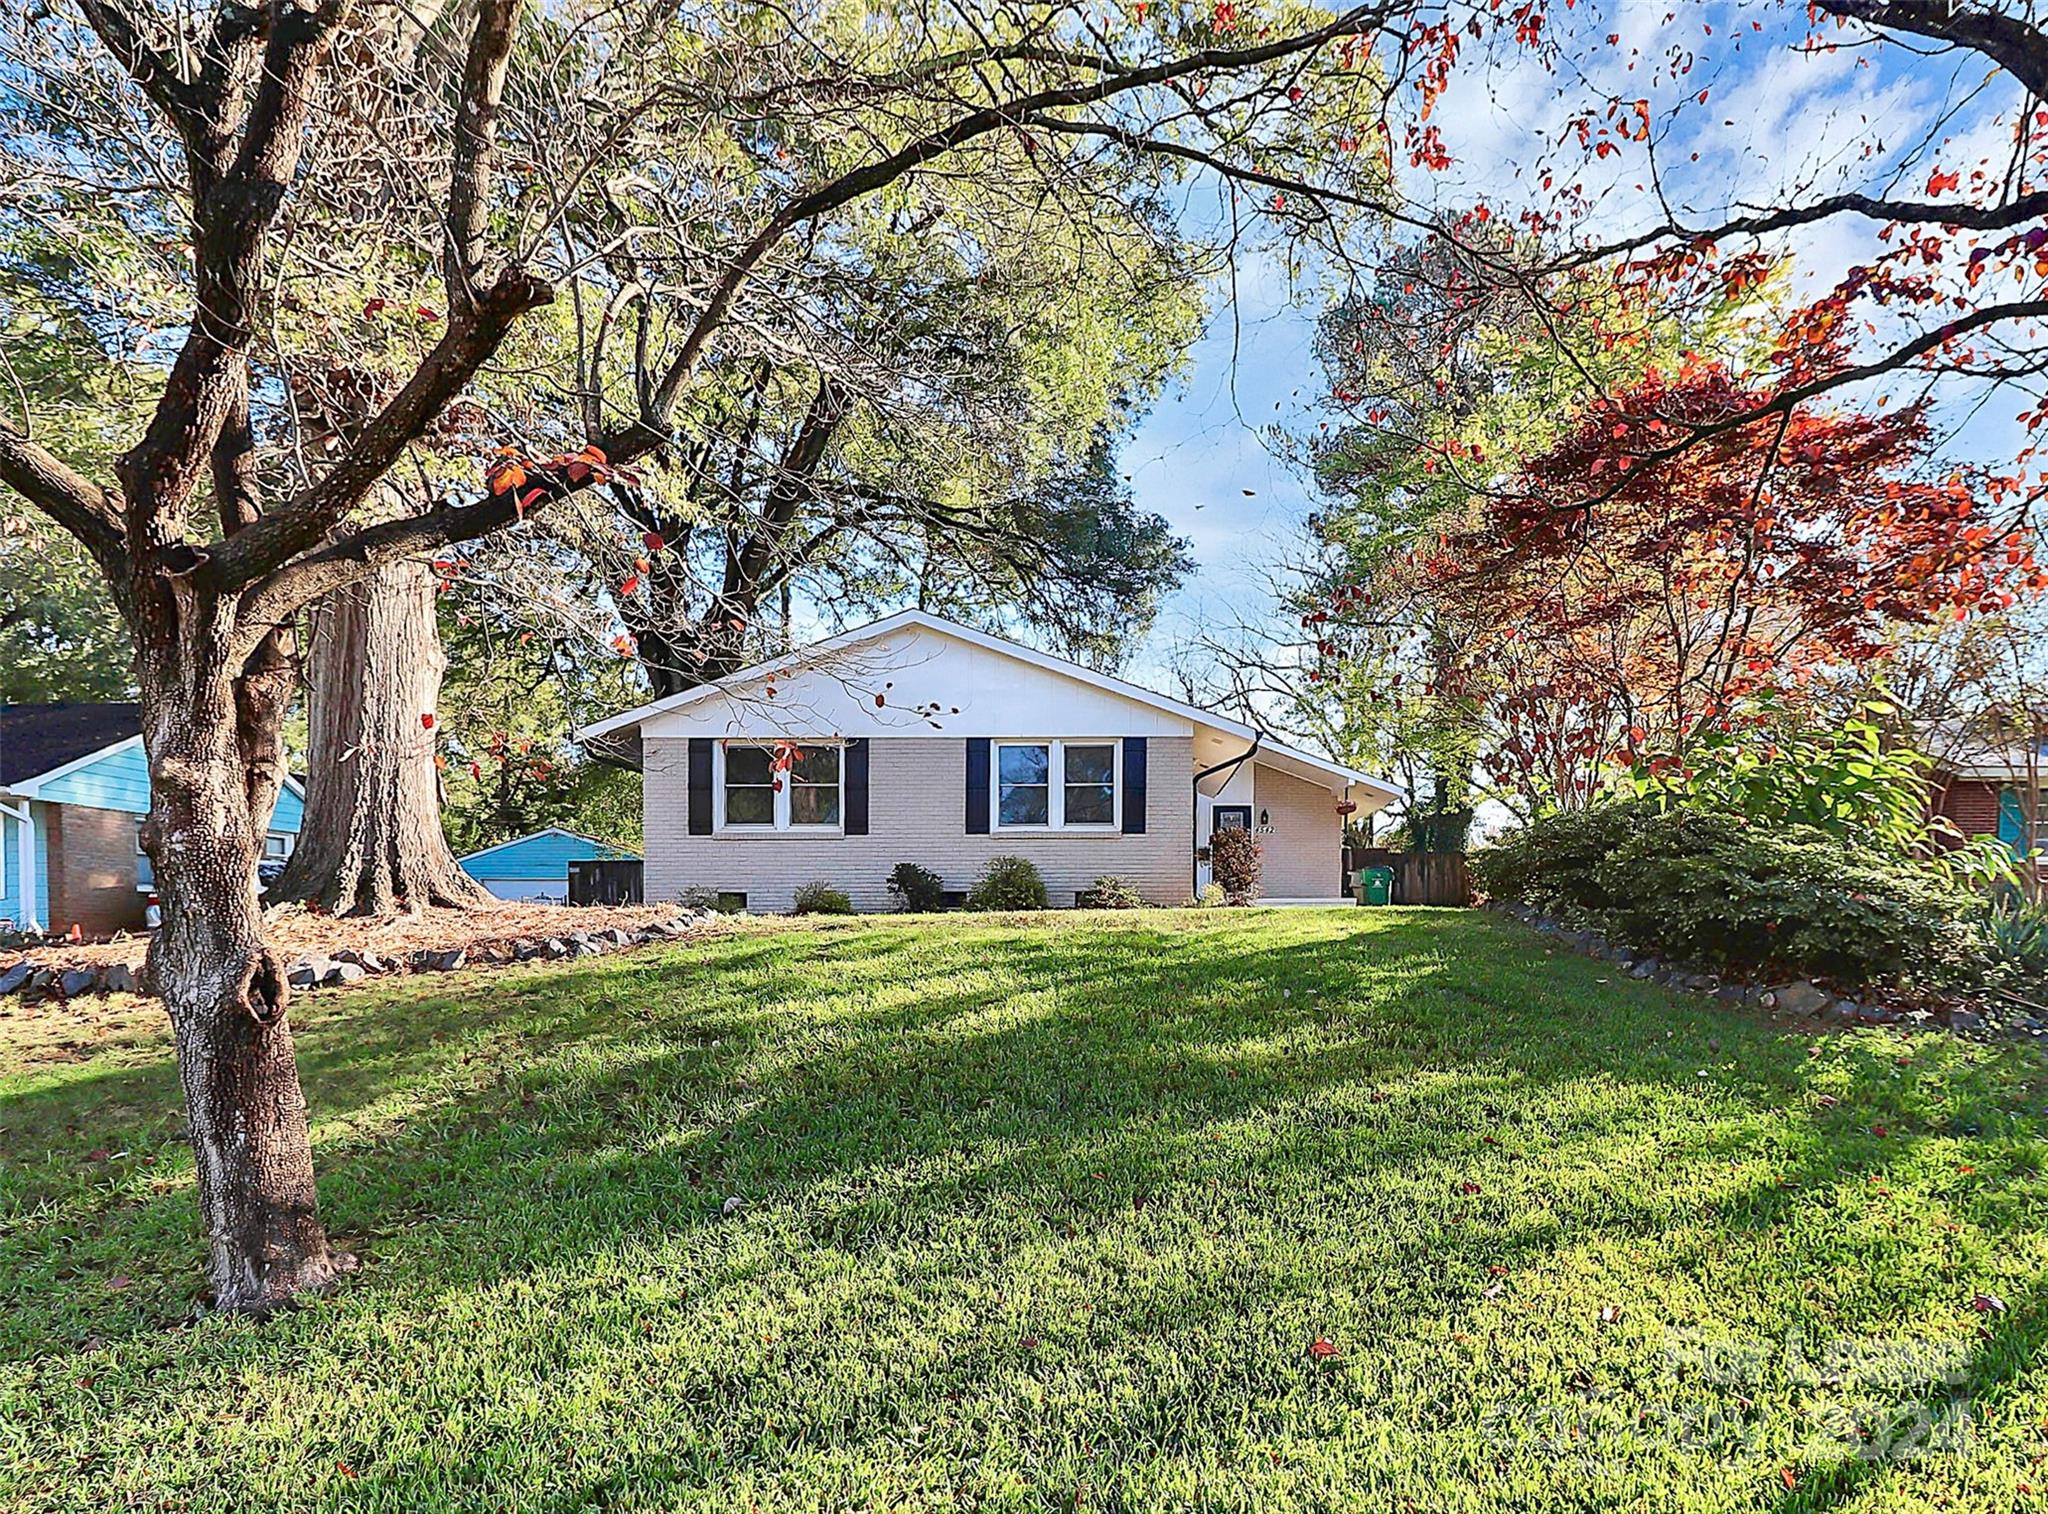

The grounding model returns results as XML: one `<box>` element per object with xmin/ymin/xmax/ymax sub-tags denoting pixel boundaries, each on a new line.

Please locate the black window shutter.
<box><xmin>1122</xmin><ymin>737</ymin><xmax>1148</xmax><ymax>834</ymax></box>
<box><xmin>965</xmin><ymin>738</ymin><xmax>991</xmax><ymax>834</ymax></box>
<box><xmin>844</xmin><ymin>738</ymin><xmax>870</xmax><ymax>835</ymax></box>
<box><xmin>687</xmin><ymin>738</ymin><xmax>713</xmax><ymax>835</ymax></box>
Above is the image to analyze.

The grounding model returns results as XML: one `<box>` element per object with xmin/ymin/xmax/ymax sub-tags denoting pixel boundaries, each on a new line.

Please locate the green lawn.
<box><xmin>3</xmin><ymin>909</ymin><xmax>2046</xmax><ymax>1511</ymax></box>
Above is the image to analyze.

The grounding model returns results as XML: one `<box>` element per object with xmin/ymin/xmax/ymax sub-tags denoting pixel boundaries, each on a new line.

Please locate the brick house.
<box><xmin>576</xmin><ymin>610</ymin><xmax>1403</xmax><ymax>911</ymax></box>
<box><xmin>1</xmin><ymin>703</ymin><xmax>304</xmax><ymax>936</ymax></box>
<box><xmin>1928</xmin><ymin>741</ymin><xmax>2047</xmax><ymax>851</ymax></box>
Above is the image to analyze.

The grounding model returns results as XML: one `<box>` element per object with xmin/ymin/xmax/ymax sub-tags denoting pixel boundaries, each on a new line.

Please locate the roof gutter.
<box><xmin>1191</xmin><ymin>732</ymin><xmax>1263</xmax><ymax>897</ymax></box>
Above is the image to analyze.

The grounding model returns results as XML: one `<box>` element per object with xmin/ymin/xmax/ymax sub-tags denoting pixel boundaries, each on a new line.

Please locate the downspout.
<box><xmin>1191</xmin><ymin>732</ymin><xmax>1263</xmax><ymax>897</ymax></box>
<box><xmin>0</xmin><ymin>797</ymin><xmax>40</xmax><ymax>934</ymax></box>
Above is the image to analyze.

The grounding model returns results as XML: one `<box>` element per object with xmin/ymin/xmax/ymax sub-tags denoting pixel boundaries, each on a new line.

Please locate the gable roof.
<box><xmin>1</xmin><ymin>702</ymin><xmax>142</xmax><ymax>788</ymax></box>
<box><xmin>574</xmin><ymin>610</ymin><xmax>1403</xmax><ymax>801</ymax></box>
<box><xmin>457</xmin><ymin>826</ymin><xmax>638</xmax><ymax>869</ymax></box>
<box><xmin>2</xmin><ymin>708</ymin><xmax>306</xmax><ymax>822</ymax></box>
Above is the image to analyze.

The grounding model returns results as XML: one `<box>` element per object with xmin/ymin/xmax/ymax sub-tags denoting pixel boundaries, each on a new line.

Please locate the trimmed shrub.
<box><xmin>791</xmin><ymin>881</ymin><xmax>853</xmax><ymax>915</ymax></box>
<box><xmin>1470</xmin><ymin>799</ymin><xmax>1656</xmax><ymax>920</ymax></box>
<box><xmin>1186</xmin><ymin>882</ymin><xmax>1228</xmax><ymax>908</ymax></box>
<box><xmin>886</xmin><ymin>862</ymin><xmax>947</xmax><ymax>912</ymax></box>
<box><xmin>967</xmin><ymin>856</ymin><xmax>1047</xmax><ymax>911</ymax></box>
<box><xmin>1478</xmin><ymin>801</ymin><xmax>1985</xmax><ymax>992</ymax></box>
<box><xmin>1209</xmin><ymin>826</ymin><xmax>1263</xmax><ymax>904</ymax></box>
<box><xmin>1081</xmin><ymin>875</ymin><xmax>1144</xmax><ymax>909</ymax></box>
<box><xmin>677</xmin><ymin>886</ymin><xmax>734</xmax><ymax>913</ymax></box>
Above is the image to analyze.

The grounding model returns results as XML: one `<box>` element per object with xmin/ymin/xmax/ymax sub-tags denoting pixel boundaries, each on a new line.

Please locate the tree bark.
<box><xmin>272</xmin><ymin>557</ymin><xmax>495</xmax><ymax>915</ymax></box>
<box><xmin>139</xmin><ymin>648</ymin><xmax>353</xmax><ymax>1313</ymax></box>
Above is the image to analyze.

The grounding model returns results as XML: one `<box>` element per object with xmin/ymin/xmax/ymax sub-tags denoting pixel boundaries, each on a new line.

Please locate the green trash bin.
<box><xmin>1360</xmin><ymin>866</ymin><xmax>1394</xmax><ymax>906</ymax></box>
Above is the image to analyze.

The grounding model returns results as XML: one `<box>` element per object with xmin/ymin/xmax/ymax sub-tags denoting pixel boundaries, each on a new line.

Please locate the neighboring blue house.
<box><xmin>1</xmin><ymin>703</ymin><xmax>304</xmax><ymax>936</ymax></box>
<box><xmin>458</xmin><ymin>827</ymin><xmax>637</xmax><ymax>903</ymax></box>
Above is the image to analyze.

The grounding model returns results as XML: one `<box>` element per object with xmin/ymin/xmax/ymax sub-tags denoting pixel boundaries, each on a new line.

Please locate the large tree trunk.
<box><xmin>272</xmin><ymin>557</ymin><xmax>495</xmax><ymax>915</ymax></box>
<box><xmin>139</xmin><ymin>635</ymin><xmax>353</xmax><ymax>1313</ymax></box>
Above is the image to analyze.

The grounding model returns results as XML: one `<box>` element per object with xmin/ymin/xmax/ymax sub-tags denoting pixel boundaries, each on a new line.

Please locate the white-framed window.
<box><xmin>996</xmin><ymin>740</ymin><xmax>1119</xmax><ymax>830</ymax></box>
<box><xmin>263</xmin><ymin>832</ymin><xmax>294</xmax><ymax>860</ymax></box>
<box><xmin>717</xmin><ymin>742</ymin><xmax>843</xmax><ymax>832</ymax></box>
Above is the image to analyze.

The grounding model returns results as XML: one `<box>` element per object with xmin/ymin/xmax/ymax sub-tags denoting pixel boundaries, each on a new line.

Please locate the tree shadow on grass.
<box><xmin>3</xmin><ymin>911</ymin><xmax>2044</xmax><ymax>1509</ymax></box>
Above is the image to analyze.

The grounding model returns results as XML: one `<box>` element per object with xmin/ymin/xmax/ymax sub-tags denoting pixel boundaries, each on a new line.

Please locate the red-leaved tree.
<box><xmin>1421</xmin><ymin>360</ymin><xmax>2043</xmax><ymax>808</ymax></box>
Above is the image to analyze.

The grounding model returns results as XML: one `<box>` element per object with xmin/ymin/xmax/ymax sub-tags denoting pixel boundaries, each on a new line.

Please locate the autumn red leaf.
<box><xmin>1308</xmin><ymin>1337</ymin><xmax>1340</xmax><ymax>1359</ymax></box>
<box><xmin>420</xmin><ymin>712</ymin><xmax>435</xmax><ymax>730</ymax></box>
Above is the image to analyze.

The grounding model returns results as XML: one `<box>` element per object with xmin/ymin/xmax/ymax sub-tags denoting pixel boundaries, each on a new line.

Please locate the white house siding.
<box><xmin>1254</xmin><ymin>761</ymin><xmax>1347</xmax><ymax>899</ymax></box>
<box><xmin>643</xmin><ymin>735</ymin><xmax>1196</xmax><ymax>911</ymax></box>
<box><xmin>634</xmin><ymin>623</ymin><xmax>1196</xmax><ymax>745</ymax></box>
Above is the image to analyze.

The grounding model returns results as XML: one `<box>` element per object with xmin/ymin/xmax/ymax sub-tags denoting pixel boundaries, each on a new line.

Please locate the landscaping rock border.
<box><xmin>0</xmin><ymin>909</ymin><xmax>721</xmax><ymax>1005</ymax></box>
<box><xmin>1485</xmin><ymin>900</ymin><xmax>2040</xmax><ymax>1042</ymax></box>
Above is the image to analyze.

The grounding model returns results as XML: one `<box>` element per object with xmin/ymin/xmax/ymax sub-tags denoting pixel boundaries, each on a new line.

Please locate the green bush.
<box><xmin>1081</xmin><ymin>875</ymin><xmax>1144</xmax><ymax>909</ymax></box>
<box><xmin>1471</xmin><ymin>800</ymin><xmax>1657</xmax><ymax>919</ymax></box>
<box><xmin>791</xmin><ymin>881</ymin><xmax>853</xmax><ymax>916</ymax></box>
<box><xmin>886</xmin><ymin>862</ymin><xmax>948</xmax><ymax>912</ymax></box>
<box><xmin>1186</xmin><ymin>882</ymin><xmax>1227</xmax><ymax>908</ymax></box>
<box><xmin>1631</xmin><ymin>704</ymin><xmax>1938</xmax><ymax>857</ymax></box>
<box><xmin>1981</xmin><ymin>892</ymin><xmax>2048</xmax><ymax>997</ymax></box>
<box><xmin>967</xmin><ymin>856</ymin><xmax>1047</xmax><ymax>911</ymax></box>
<box><xmin>1209</xmin><ymin>827</ymin><xmax>1263</xmax><ymax>903</ymax></box>
<box><xmin>1479</xmin><ymin>802</ymin><xmax>1986</xmax><ymax>992</ymax></box>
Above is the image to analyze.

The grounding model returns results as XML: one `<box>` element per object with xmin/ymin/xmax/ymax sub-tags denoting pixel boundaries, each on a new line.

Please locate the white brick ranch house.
<box><xmin>575</xmin><ymin>611</ymin><xmax>1402</xmax><ymax>911</ymax></box>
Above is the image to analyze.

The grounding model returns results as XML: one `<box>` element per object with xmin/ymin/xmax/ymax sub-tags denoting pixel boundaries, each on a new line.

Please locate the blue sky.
<box><xmin>1116</xmin><ymin>0</ymin><xmax>2035</xmax><ymax>689</ymax></box>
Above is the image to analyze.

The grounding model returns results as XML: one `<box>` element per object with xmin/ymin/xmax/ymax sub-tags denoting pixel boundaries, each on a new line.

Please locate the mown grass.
<box><xmin>2</xmin><ymin>908</ymin><xmax>2045</xmax><ymax>1511</ymax></box>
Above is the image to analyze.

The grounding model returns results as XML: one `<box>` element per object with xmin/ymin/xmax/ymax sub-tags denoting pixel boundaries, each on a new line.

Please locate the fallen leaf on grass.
<box><xmin>1308</xmin><ymin>1337</ymin><xmax>1340</xmax><ymax>1360</ymax></box>
<box><xmin>337</xmin><ymin>1462</ymin><xmax>358</xmax><ymax>1480</ymax></box>
<box><xmin>1598</xmin><ymin>1304</ymin><xmax>1623</xmax><ymax>1325</ymax></box>
<box><xmin>1779</xmin><ymin>1467</ymin><xmax>1797</xmax><ymax>1491</ymax></box>
<box><xmin>1971</xmin><ymin>1292</ymin><xmax>2008</xmax><ymax>1315</ymax></box>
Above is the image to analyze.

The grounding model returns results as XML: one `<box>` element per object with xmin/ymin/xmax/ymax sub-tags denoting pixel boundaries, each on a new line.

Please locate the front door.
<box><xmin>1197</xmin><ymin>805</ymin><xmax>1253</xmax><ymax>894</ymax></box>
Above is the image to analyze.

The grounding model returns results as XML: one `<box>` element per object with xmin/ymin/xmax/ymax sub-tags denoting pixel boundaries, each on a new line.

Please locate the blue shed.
<box><xmin>458</xmin><ymin>827</ymin><xmax>638</xmax><ymax>903</ymax></box>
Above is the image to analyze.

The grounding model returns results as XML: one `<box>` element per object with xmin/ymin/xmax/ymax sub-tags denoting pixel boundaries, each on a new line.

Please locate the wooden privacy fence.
<box><xmin>1348</xmin><ymin>849</ymin><xmax>1472</xmax><ymax>907</ymax></box>
<box><xmin>568</xmin><ymin>858</ymin><xmax>645</xmax><ymax>906</ymax></box>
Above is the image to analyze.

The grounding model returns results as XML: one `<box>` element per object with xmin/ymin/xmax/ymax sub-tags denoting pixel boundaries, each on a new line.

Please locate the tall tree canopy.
<box><xmin>536</xmin><ymin>170</ymin><xmax>1205</xmax><ymax>689</ymax></box>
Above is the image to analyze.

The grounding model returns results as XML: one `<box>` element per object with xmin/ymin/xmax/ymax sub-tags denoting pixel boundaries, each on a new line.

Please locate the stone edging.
<box><xmin>1485</xmin><ymin>901</ymin><xmax>2037</xmax><ymax>1042</ymax></box>
<box><xmin>0</xmin><ymin>909</ymin><xmax>719</xmax><ymax>1003</ymax></box>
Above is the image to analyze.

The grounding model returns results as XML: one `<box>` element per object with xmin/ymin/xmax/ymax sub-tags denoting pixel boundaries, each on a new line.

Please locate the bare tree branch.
<box><xmin>0</xmin><ymin>419</ymin><xmax>127</xmax><ymax>574</ymax></box>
